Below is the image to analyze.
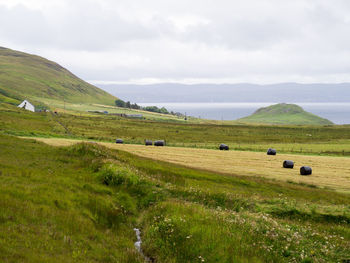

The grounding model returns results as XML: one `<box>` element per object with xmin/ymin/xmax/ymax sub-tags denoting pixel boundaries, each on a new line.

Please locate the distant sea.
<box><xmin>138</xmin><ymin>102</ymin><xmax>350</xmax><ymax>124</ymax></box>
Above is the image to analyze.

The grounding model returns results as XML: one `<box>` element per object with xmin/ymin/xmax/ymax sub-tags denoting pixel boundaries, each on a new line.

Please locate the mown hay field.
<box><xmin>31</xmin><ymin>137</ymin><xmax>350</xmax><ymax>193</ymax></box>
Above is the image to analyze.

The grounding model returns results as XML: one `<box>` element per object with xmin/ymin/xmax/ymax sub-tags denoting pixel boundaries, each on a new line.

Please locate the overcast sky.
<box><xmin>1</xmin><ymin>0</ymin><xmax>350</xmax><ymax>84</ymax></box>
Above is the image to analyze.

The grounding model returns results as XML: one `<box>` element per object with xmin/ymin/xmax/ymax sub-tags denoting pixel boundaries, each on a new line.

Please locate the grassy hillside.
<box><xmin>0</xmin><ymin>47</ymin><xmax>116</xmax><ymax>107</ymax></box>
<box><xmin>0</xmin><ymin>134</ymin><xmax>349</xmax><ymax>262</ymax></box>
<box><xmin>239</xmin><ymin>103</ymin><xmax>333</xmax><ymax>125</ymax></box>
<box><xmin>1</xmin><ymin>103</ymin><xmax>350</xmax><ymax>156</ymax></box>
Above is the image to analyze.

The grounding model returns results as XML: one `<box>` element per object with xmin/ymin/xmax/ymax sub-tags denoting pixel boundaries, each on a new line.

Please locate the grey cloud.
<box><xmin>179</xmin><ymin>17</ymin><xmax>298</xmax><ymax>50</ymax></box>
<box><xmin>1</xmin><ymin>0</ymin><xmax>350</xmax><ymax>84</ymax></box>
<box><xmin>0</xmin><ymin>2</ymin><xmax>165</xmax><ymax>51</ymax></box>
<box><xmin>0</xmin><ymin>5</ymin><xmax>53</xmax><ymax>46</ymax></box>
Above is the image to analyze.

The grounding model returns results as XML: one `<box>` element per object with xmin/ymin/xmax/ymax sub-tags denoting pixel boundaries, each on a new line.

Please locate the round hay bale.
<box><xmin>300</xmin><ymin>166</ymin><xmax>312</xmax><ymax>176</ymax></box>
<box><xmin>145</xmin><ymin>140</ymin><xmax>153</xmax><ymax>146</ymax></box>
<box><xmin>115</xmin><ymin>139</ymin><xmax>123</xmax><ymax>144</ymax></box>
<box><xmin>283</xmin><ymin>160</ymin><xmax>294</xmax><ymax>169</ymax></box>
<box><xmin>219</xmin><ymin>144</ymin><xmax>229</xmax><ymax>150</ymax></box>
<box><xmin>154</xmin><ymin>140</ymin><xmax>165</xmax><ymax>146</ymax></box>
<box><xmin>267</xmin><ymin>148</ymin><xmax>277</xmax><ymax>155</ymax></box>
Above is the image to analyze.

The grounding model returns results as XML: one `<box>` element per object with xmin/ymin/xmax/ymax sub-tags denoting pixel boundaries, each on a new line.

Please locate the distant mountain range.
<box><xmin>97</xmin><ymin>83</ymin><xmax>350</xmax><ymax>103</ymax></box>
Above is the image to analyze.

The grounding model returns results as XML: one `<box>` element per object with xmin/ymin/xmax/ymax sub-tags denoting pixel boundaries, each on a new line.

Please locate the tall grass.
<box><xmin>0</xmin><ymin>135</ymin><xmax>143</xmax><ymax>262</ymax></box>
<box><xmin>116</xmin><ymin>149</ymin><xmax>350</xmax><ymax>262</ymax></box>
<box><xmin>0</xmin><ymin>134</ymin><xmax>349</xmax><ymax>262</ymax></box>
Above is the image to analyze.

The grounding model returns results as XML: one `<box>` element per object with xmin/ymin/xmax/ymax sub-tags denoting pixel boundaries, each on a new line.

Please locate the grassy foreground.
<box><xmin>0</xmin><ymin>135</ymin><xmax>145</xmax><ymax>262</ymax></box>
<box><xmin>0</xmin><ymin>134</ymin><xmax>349</xmax><ymax>262</ymax></box>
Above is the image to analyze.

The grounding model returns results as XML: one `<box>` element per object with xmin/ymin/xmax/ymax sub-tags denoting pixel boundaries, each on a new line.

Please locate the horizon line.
<box><xmin>88</xmin><ymin>79</ymin><xmax>350</xmax><ymax>86</ymax></box>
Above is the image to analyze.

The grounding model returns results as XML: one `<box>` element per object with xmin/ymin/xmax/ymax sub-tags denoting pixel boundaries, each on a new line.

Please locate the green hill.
<box><xmin>238</xmin><ymin>103</ymin><xmax>333</xmax><ymax>125</ymax></box>
<box><xmin>0</xmin><ymin>47</ymin><xmax>116</xmax><ymax>107</ymax></box>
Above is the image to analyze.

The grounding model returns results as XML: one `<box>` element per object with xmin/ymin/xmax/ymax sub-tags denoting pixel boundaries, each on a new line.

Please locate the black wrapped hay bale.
<box><xmin>154</xmin><ymin>140</ymin><xmax>165</xmax><ymax>146</ymax></box>
<box><xmin>267</xmin><ymin>148</ymin><xmax>277</xmax><ymax>155</ymax></box>
<box><xmin>300</xmin><ymin>166</ymin><xmax>312</xmax><ymax>175</ymax></box>
<box><xmin>219</xmin><ymin>144</ymin><xmax>229</xmax><ymax>150</ymax></box>
<box><xmin>145</xmin><ymin>140</ymin><xmax>153</xmax><ymax>146</ymax></box>
<box><xmin>115</xmin><ymin>139</ymin><xmax>123</xmax><ymax>144</ymax></box>
<box><xmin>283</xmin><ymin>160</ymin><xmax>294</xmax><ymax>169</ymax></box>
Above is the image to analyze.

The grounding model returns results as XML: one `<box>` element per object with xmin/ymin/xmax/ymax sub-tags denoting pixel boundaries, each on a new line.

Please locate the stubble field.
<box><xmin>30</xmin><ymin>137</ymin><xmax>350</xmax><ymax>193</ymax></box>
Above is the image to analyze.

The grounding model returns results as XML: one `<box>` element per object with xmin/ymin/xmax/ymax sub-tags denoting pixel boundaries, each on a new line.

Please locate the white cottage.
<box><xmin>18</xmin><ymin>100</ymin><xmax>35</xmax><ymax>112</ymax></box>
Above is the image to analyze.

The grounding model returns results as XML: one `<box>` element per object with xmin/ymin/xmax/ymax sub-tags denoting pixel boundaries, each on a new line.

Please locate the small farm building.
<box><xmin>125</xmin><ymin>114</ymin><xmax>143</xmax><ymax>119</ymax></box>
<box><xmin>18</xmin><ymin>100</ymin><xmax>35</xmax><ymax>112</ymax></box>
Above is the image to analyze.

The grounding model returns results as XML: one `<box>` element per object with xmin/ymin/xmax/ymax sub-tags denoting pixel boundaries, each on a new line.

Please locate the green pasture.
<box><xmin>0</xmin><ymin>134</ymin><xmax>349</xmax><ymax>262</ymax></box>
<box><xmin>1</xmin><ymin>102</ymin><xmax>350</xmax><ymax>156</ymax></box>
<box><xmin>36</xmin><ymin>98</ymin><xmax>190</xmax><ymax>122</ymax></box>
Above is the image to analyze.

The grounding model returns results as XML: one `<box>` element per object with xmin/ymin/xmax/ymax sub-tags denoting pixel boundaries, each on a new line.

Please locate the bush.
<box><xmin>98</xmin><ymin>164</ymin><xmax>166</xmax><ymax>209</ymax></box>
<box><xmin>142</xmin><ymin>106</ymin><xmax>169</xmax><ymax>114</ymax></box>
<box><xmin>99</xmin><ymin>164</ymin><xmax>140</xmax><ymax>187</ymax></box>
<box><xmin>115</xmin><ymin>99</ymin><xmax>126</xmax><ymax>108</ymax></box>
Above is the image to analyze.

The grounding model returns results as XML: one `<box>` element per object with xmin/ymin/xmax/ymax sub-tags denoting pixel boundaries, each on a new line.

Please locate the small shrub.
<box><xmin>99</xmin><ymin>164</ymin><xmax>140</xmax><ymax>187</ymax></box>
<box><xmin>98</xmin><ymin>164</ymin><xmax>166</xmax><ymax>208</ymax></box>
